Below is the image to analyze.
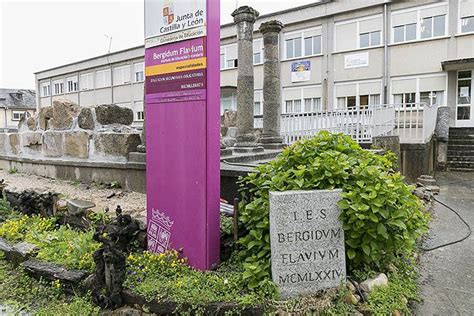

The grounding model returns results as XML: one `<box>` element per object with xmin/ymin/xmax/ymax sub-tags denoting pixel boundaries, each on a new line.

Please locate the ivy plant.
<box><xmin>237</xmin><ymin>132</ymin><xmax>429</xmax><ymax>289</ymax></box>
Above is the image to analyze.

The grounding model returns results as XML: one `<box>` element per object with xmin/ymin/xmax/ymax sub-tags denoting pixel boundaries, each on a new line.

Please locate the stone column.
<box><xmin>259</xmin><ymin>20</ymin><xmax>284</xmax><ymax>149</ymax></box>
<box><xmin>232</xmin><ymin>6</ymin><xmax>264</xmax><ymax>153</ymax></box>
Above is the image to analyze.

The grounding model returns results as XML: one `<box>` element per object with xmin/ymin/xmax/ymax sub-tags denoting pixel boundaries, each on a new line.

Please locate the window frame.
<box><xmin>66</xmin><ymin>76</ymin><xmax>78</xmax><ymax>93</ymax></box>
<box><xmin>95</xmin><ymin>69</ymin><xmax>111</xmax><ymax>89</ymax></box>
<box><xmin>460</xmin><ymin>15</ymin><xmax>474</xmax><ymax>34</ymax></box>
<box><xmin>41</xmin><ymin>82</ymin><xmax>51</xmax><ymax>97</ymax></box>
<box><xmin>80</xmin><ymin>72</ymin><xmax>94</xmax><ymax>91</ymax></box>
<box><xmin>133</xmin><ymin>62</ymin><xmax>145</xmax><ymax>82</ymax></box>
<box><xmin>220</xmin><ymin>44</ymin><xmax>238</xmax><ymax>70</ymax></box>
<box><xmin>52</xmin><ymin>79</ymin><xmax>64</xmax><ymax>95</ymax></box>
<box><xmin>12</xmin><ymin>110</ymin><xmax>25</xmax><ymax>121</ymax></box>
<box><xmin>391</xmin><ymin>3</ymin><xmax>448</xmax><ymax>44</ymax></box>
<box><xmin>253</xmin><ymin>39</ymin><xmax>263</xmax><ymax>65</ymax></box>
<box><xmin>283</xmin><ymin>27</ymin><xmax>323</xmax><ymax>61</ymax></box>
<box><xmin>359</xmin><ymin>30</ymin><xmax>382</xmax><ymax>48</ymax></box>
<box><xmin>113</xmin><ymin>64</ymin><xmax>131</xmax><ymax>86</ymax></box>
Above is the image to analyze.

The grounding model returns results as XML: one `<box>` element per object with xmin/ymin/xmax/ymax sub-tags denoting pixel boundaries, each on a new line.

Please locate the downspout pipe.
<box><xmin>383</xmin><ymin>2</ymin><xmax>389</xmax><ymax>104</ymax></box>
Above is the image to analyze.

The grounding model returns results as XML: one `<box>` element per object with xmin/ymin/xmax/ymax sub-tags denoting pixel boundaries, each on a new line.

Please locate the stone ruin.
<box><xmin>0</xmin><ymin>99</ymin><xmax>141</xmax><ymax>161</ymax></box>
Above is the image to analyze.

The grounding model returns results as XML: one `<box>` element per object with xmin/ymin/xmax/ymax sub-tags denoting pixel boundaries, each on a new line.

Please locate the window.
<box><xmin>420</xmin><ymin>91</ymin><xmax>444</xmax><ymax>106</ymax></box>
<box><xmin>66</xmin><ymin>76</ymin><xmax>78</xmax><ymax>93</ymax></box>
<box><xmin>421</xmin><ymin>15</ymin><xmax>445</xmax><ymax>39</ymax></box>
<box><xmin>253</xmin><ymin>52</ymin><xmax>262</xmax><ymax>65</ymax></box>
<box><xmin>393</xmin><ymin>93</ymin><xmax>416</xmax><ymax>107</ymax></box>
<box><xmin>80</xmin><ymin>73</ymin><xmax>94</xmax><ymax>91</ymax></box>
<box><xmin>220</xmin><ymin>45</ymin><xmax>238</xmax><ymax>70</ymax></box>
<box><xmin>461</xmin><ymin>16</ymin><xmax>474</xmax><ymax>33</ymax></box>
<box><xmin>304</xmin><ymin>35</ymin><xmax>322</xmax><ymax>56</ymax></box>
<box><xmin>286</xmin><ymin>37</ymin><xmax>302</xmax><ymax>59</ymax></box>
<box><xmin>95</xmin><ymin>69</ymin><xmax>111</xmax><ymax>88</ymax></box>
<box><xmin>286</xmin><ymin>33</ymin><xmax>321</xmax><ymax>59</ymax></box>
<box><xmin>220</xmin><ymin>92</ymin><xmax>237</xmax><ymax>114</ymax></box>
<box><xmin>41</xmin><ymin>82</ymin><xmax>50</xmax><ymax>97</ymax></box>
<box><xmin>359</xmin><ymin>31</ymin><xmax>381</xmax><ymax>48</ymax></box>
<box><xmin>285</xmin><ymin>99</ymin><xmax>302</xmax><ymax>113</ymax></box>
<box><xmin>113</xmin><ymin>65</ymin><xmax>131</xmax><ymax>85</ymax></box>
<box><xmin>303</xmin><ymin>98</ymin><xmax>321</xmax><ymax>113</ymax></box>
<box><xmin>254</xmin><ymin>101</ymin><xmax>262</xmax><ymax>115</ymax></box>
<box><xmin>53</xmin><ymin>79</ymin><xmax>64</xmax><ymax>95</ymax></box>
<box><xmin>12</xmin><ymin>111</ymin><xmax>25</xmax><ymax>121</ymax></box>
<box><xmin>134</xmin><ymin>62</ymin><xmax>144</xmax><ymax>82</ymax></box>
<box><xmin>137</xmin><ymin>111</ymin><xmax>145</xmax><ymax>121</ymax></box>
<box><xmin>458</xmin><ymin>71</ymin><xmax>472</xmax><ymax>105</ymax></box>
<box><xmin>393</xmin><ymin>23</ymin><xmax>416</xmax><ymax>43</ymax></box>
<box><xmin>253</xmin><ymin>39</ymin><xmax>263</xmax><ymax>65</ymax></box>
<box><xmin>336</xmin><ymin>96</ymin><xmax>357</xmax><ymax>109</ymax></box>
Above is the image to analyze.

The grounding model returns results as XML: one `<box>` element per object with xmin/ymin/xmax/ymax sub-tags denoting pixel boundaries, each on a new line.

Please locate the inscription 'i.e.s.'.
<box><xmin>293</xmin><ymin>209</ymin><xmax>327</xmax><ymax>221</ymax></box>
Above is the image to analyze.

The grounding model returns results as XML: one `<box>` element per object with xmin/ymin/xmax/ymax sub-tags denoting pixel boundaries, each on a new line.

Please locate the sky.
<box><xmin>0</xmin><ymin>0</ymin><xmax>319</xmax><ymax>90</ymax></box>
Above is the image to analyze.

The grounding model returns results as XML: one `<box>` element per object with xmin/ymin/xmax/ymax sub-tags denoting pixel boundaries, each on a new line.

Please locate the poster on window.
<box><xmin>291</xmin><ymin>61</ymin><xmax>311</xmax><ymax>82</ymax></box>
<box><xmin>344</xmin><ymin>52</ymin><xmax>369</xmax><ymax>69</ymax></box>
<box><xmin>145</xmin><ymin>0</ymin><xmax>207</xmax><ymax>48</ymax></box>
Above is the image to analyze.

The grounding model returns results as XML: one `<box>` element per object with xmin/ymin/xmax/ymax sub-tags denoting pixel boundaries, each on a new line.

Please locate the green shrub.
<box><xmin>238</xmin><ymin>132</ymin><xmax>429</xmax><ymax>288</ymax></box>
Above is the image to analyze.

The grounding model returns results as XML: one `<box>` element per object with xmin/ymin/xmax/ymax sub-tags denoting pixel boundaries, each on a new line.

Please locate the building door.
<box><xmin>456</xmin><ymin>70</ymin><xmax>474</xmax><ymax>127</ymax></box>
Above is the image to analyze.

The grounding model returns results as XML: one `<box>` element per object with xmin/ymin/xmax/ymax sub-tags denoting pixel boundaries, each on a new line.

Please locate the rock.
<box><xmin>38</xmin><ymin>106</ymin><xmax>53</xmax><ymax>130</ymax></box>
<box><xmin>50</xmin><ymin>99</ymin><xmax>80</xmax><ymax>130</ymax></box>
<box><xmin>4</xmin><ymin>187</ymin><xmax>59</xmax><ymax>217</ymax></box>
<box><xmin>21</xmin><ymin>132</ymin><xmax>42</xmax><ymax>154</ymax></box>
<box><xmin>0</xmin><ymin>237</ymin><xmax>13</xmax><ymax>254</ymax></box>
<box><xmin>27</xmin><ymin>117</ymin><xmax>37</xmax><ymax>131</ymax></box>
<box><xmin>67</xmin><ymin>199</ymin><xmax>96</xmax><ymax>216</ymax></box>
<box><xmin>345</xmin><ymin>293</ymin><xmax>359</xmax><ymax>305</ymax></box>
<box><xmin>222</xmin><ymin>110</ymin><xmax>237</xmax><ymax>127</ymax></box>
<box><xmin>8</xmin><ymin>134</ymin><xmax>20</xmax><ymax>155</ymax></box>
<box><xmin>413</xmin><ymin>188</ymin><xmax>424</xmax><ymax>199</ymax></box>
<box><xmin>425</xmin><ymin>185</ymin><xmax>440</xmax><ymax>195</ymax></box>
<box><xmin>96</xmin><ymin>104</ymin><xmax>134</xmax><ymax>126</ymax></box>
<box><xmin>21</xmin><ymin>259</ymin><xmax>87</xmax><ymax>284</ymax></box>
<box><xmin>387</xmin><ymin>263</ymin><xmax>398</xmax><ymax>273</ymax></box>
<box><xmin>109</xmin><ymin>306</ymin><xmax>143</xmax><ymax>316</ymax></box>
<box><xmin>222</xmin><ymin>137</ymin><xmax>237</xmax><ymax>148</ymax></box>
<box><xmin>347</xmin><ymin>280</ymin><xmax>357</xmax><ymax>293</ymax></box>
<box><xmin>392</xmin><ymin>310</ymin><xmax>401</xmax><ymax>316</ymax></box>
<box><xmin>94</xmin><ymin>133</ymin><xmax>141</xmax><ymax>157</ymax></box>
<box><xmin>360</xmin><ymin>273</ymin><xmax>389</xmax><ymax>293</ymax></box>
<box><xmin>135</xmin><ymin>217</ymin><xmax>147</xmax><ymax>231</ymax></box>
<box><xmin>0</xmin><ymin>134</ymin><xmax>7</xmax><ymax>152</ymax></box>
<box><xmin>56</xmin><ymin>199</ymin><xmax>68</xmax><ymax>213</ymax></box>
<box><xmin>107</xmin><ymin>192</ymin><xmax>116</xmax><ymax>199</ymax></box>
<box><xmin>78</xmin><ymin>107</ymin><xmax>95</xmax><ymax>130</ymax></box>
<box><xmin>417</xmin><ymin>175</ymin><xmax>437</xmax><ymax>186</ymax></box>
<box><xmin>10</xmin><ymin>242</ymin><xmax>38</xmax><ymax>265</ymax></box>
<box><xmin>64</xmin><ymin>131</ymin><xmax>90</xmax><ymax>159</ymax></box>
<box><xmin>226</xmin><ymin>127</ymin><xmax>238</xmax><ymax>138</ymax></box>
<box><xmin>42</xmin><ymin>131</ymin><xmax>63</xmax><ymax>157</ymax></box>
<box><xmin>83</xmin><ymin>273</ymin><xmax>96</xmax><ymax>289</ymax></box>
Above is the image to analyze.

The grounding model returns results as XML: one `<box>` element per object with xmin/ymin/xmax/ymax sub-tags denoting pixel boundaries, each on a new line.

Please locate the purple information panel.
<box><xmin>145</xmin><ymin>0</ymin><xmax>220</xmax><ymax>270</ymax></box>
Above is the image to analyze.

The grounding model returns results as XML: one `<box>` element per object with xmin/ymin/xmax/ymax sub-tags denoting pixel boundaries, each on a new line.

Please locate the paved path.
<box><xmin>414</xmin><ymin>172</ymin><xmax>474</xmax><ymax>316</ymax></box>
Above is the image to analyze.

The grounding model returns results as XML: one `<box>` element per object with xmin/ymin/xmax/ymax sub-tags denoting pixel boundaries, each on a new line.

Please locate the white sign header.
<box><xmin>145</xmin><ymin>0</ymin><xmax>207</xmax><ymax>47</ymax></box>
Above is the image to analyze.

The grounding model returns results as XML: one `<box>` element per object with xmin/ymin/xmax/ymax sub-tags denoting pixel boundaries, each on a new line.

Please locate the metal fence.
<box><xmin>253</xmin><ymin>102</ymin><xmax>438</xmax><ymax>145</ymax></box>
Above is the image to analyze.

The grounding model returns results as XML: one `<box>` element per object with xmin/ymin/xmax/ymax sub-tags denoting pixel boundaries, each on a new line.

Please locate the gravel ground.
<box><xmin>0</xmin><ymin>169</ymin><xmax>146</xmax><ymax>218</ymax></box>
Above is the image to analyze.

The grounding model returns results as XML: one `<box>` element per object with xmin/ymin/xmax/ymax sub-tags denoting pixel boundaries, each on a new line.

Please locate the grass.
<box><xmin>0</xmin><ymin>205</ymin><xmax>100</xmax><ymax>272</ymax></box>
<box><xmin>124</xmin><ymin>250</ymin><xmax>278</xmax><ymax>313</ymax></box>
<box><xmin>0</xmin><ymin>253</ymin><xmax>100</xmax><ymax>315</ymax></box>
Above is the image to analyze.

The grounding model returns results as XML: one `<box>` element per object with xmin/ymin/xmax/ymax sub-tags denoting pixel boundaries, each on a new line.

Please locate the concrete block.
<box><xmin>64</xmin><ymin>131</ymin><xmax>89</xmax><ymax>159</ymax></box>
<box><xmin>42</xmin><ymin>131</ymin><xmax>64</xmax><ymax>157</ymax></box>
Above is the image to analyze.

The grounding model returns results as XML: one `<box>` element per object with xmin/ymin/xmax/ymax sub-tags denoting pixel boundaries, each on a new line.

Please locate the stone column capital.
<box><xmin>232</xmin><ymin>6</ymin><xmax>260</xmax><ymax>24</ymax></box>
<box><xmin>259</xmin><ymin>20</ymin><xmax>285</xmax><ymax>35</ymax></box>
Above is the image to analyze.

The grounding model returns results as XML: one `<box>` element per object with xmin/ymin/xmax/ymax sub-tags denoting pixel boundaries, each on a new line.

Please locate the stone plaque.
<box><xmin>269</xmin><ymin>189</ymin><xmax>346</xmax><ymax>298</ymax></box>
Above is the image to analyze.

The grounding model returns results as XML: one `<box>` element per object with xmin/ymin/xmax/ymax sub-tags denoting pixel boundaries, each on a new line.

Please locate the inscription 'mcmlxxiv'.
<box><xmin>269</xmin><ymin>189</ymin><xmax>346</xmax><ymax>298</ymax></box>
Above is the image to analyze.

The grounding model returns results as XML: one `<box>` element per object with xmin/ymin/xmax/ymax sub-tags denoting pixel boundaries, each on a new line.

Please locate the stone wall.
<box><xmin>0</xmin><ymin>100</ymin><xmax>141</xmax><ymax>162</ymax></box>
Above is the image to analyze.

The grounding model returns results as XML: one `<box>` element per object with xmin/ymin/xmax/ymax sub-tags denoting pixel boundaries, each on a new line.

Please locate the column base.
<box><xmin>259</xmin><ymin>136</ymin><xmax>284</xmax><ymax>150</ymax></box>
